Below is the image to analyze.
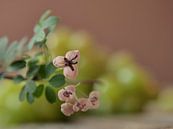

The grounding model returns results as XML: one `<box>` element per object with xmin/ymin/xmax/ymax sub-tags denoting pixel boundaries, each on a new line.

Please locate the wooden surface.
<box><xmin>3</xmin><ymin>112</ymin><xmax>171</xmax><ymax>129</ymax></box>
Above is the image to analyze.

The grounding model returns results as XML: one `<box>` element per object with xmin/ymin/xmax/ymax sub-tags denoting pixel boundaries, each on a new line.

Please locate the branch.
<box><xmin>0</xmin><ymin>72</ymin><xmax>15</xmax><ymax>80</ymax></box>
<box><xmin>0</xmin><ymin>72</ymin><xmax>26</xmax><ymax>80</ymax></box>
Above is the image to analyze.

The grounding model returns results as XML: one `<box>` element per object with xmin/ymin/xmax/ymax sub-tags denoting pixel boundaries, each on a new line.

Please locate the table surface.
<box><xmin>3</xmin><ymin>112</ymin><xmax>173</xmax><ymax>129</ymax></box>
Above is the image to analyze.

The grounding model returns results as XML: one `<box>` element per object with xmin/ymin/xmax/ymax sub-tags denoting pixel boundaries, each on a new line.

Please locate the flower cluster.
<box><xmin>53</xmin><ymin>50</ymin><xmax>99</xmax><ymax>116</ymax></box>
<box><xmin>58</xmin><ymin>85</ymin><xmax>99</xmax><ymax>116</ymax></box>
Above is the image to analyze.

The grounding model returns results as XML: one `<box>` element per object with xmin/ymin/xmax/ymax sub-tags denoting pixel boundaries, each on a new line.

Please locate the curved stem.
<box><xmin>66</xmin><ymin>79</ymin><xmax>101</xmax><ymax>85</ymax></box>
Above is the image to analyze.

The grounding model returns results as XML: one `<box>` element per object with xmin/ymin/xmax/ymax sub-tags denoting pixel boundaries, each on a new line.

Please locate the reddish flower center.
<box><xmin>63</xmin><ymin>91</ymin><xmax>72</xmax><ymax>97</ymax></box>
<box><xmin>64</xmin><ymin>55</ymin><xmax>78</xmax><ymax>71</ymax></box>
<box><xmin>90</xmin><ymin>96</ymin><xmax>98</xmax><ymax>103</ymax></box>
<box><xmin>77</xmin><ymin>102</ymin><xmax>86</xmax><ymax>109</ymax></box>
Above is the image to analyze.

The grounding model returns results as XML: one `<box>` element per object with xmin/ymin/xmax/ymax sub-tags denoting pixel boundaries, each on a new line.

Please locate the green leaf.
<box><xmin>28</xmin><ymin>36</ymin><xmax>36</xmax><ymax>50</ymax></box>
<box><xmin>45</xmin><ymin>62</ymin><xmax>56</xmax><ymax>77</ymax></box>
<box><xmin>49</xmin><ymin>74</ymin><xmax>65</xmax><ymax>87</ymax></box>
<box><xmin>36</xmin><ymin>63</ymin><xmax>56</xmax><ymax>79</ymax></box>
<box><xmin>28</xmin><ymin>10</ymin><xmax>59</xmax><ymax>50</ymax></box>
<box><xmin>40</xmin><ymin>10</ymin><xmax>51</xmax><ymax>21</ymax></box>
<box><xmin>25</xmin><ymin>80</ymin><xmax>37</xmax><ymax>94</ymax></box>
<box><xmin>26</xmin><ymin>66</ymin><xmax>39</xmax><ymax>78</ymax></box>
<box><xmin>0</xmin><ymin>36</ymin><xmax>8</xmax><ymax>60</ymax></box>
<box><xmin>26</xmin><ymin>92</ymin><xmax>34</xmax><ymax>104</ymax></box>
<box><xmin>42</xmin><ymin>16</ymin><xmax>58</xmax><ymax>31</ymax></box>
<box><xmin>36</xmin><ymin>65</ymin><xmax>47</xmax><ymax>79</ymax></box>
<box><xmin>26</xmin><ymin>60</ymin><xmax>40</xmax><ymax>78</ymax></box>
<box><xmin>0</xmin><ymin>36</ymin><xmax>8</xmax><ymax>46</ymax></box>
<box><xmin>5</xmin><ymin>41</ymin><xmax>19</xmax><ymax>65</ymax></box>
<box><xmin>19</xmin><ymin>86</ymin><xmax>26</xmax><ymax>101</ymax></box>
<box><xmin>17</xmin><ymin>37</ymin><xmax>27</xmax><ymax>56</ymax></box>
<box><xmin>45</xmin><ymin>86</ymin><xmax>56</xmax><ymax>104</ymax></box>
<box><xmin>34</xmin><ymin>25</ymin><xmax>42</xmax><ymax>33</ymax></box>
<box><xmin>8</xmin><ymin>60</ymin><xmax>26</xmax><ymax>71</ymax></box>
<box><xmin>35</xmin><ymin>30</ymin><xmax>46</xmax><ymax>42</ymax></box>
<box><xmin>33</xmin><ymin>84</ymin><xmax>44</xmax><ymax>98</ymax></box>
<box><xmin>28</xmin><ymin>59</ymin><xmax>38</xmax><ymax>66</ymax></box>
<box><xmin>0</xmin><ymin>37</ymin><xmax>26</xmax><ymax>64</ymax></box>
<box><xmin>19</xmin><ymin>80</ymin><xmax>36</xmax><ymax>103</ymax></box>
<box><xmin>13</xmin><ymin>75</ymin><xmax>25</xmax><ymax>83</ymax></box>
<box><xmin>28</xmin><ymin>33</ymin><xmax>46</xmax><ymax>50</ymax></box>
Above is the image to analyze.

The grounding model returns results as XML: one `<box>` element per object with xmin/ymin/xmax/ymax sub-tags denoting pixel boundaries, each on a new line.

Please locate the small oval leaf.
<box><xmin>45</xmin><ymin>62</ymin><xmax>56</xmax><ymax>77</ymax></box>
<box><xmin>45</xmin><ymin>86</ymin><xmax>56</xmax><ymax>104</ymax></box>
<box><xmin>9</xmin><ymin>60</ymin><xmax>26</xmax><ymax>71</ymax></box>
<box><xmin>19</xmin><ymin>86</ymin><xmax>26</xmax><ymax>102</ymax></box>
<box><xmin>13</xmin><ymin>75</ymin><xmax>25</xmax><ymax>83</ymax></box>
<box><xmin>26</xmin><ymin>93</ymin><xmax>34</xmax><ymax>104</ymax></box>
<box><xmin>34</xmin><ymin>84</ymin><xmax>44</xmax><ymax>98</ymax></box>
<box><xmin>49</xmin><ymin>74</ymin><xmax>65</xmax><ymax>88</ymax></box>
<box><xmin>25</xmin><ymin>80</ymin><xmax>37</xmax><ymax>94</ymax></box>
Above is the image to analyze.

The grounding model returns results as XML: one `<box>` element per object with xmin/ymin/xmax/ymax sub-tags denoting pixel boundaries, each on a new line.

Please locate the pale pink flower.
<box><xmin>65</xmin><ymin>50</ymin><xmax>80</xmax><ymax>63</ymax></box>
<box><xmin>89</xmin><ymin>91</ymin><xmax>100</xmax><ymax>109</ymax></box>
<box><xmin>61</xmin><ymin>103</ymin><xmax>74</xmax><ymax>116</ymax></box>
<box><xmin>58</xmin><ymin>85</ymin><xmax>76</xmax><ymax>103</ymax></box>
<box><xmin>63</xmin><ymin>65</ymin><xmax>78</xmax><ymax>80</ymax></box>
<box><xmin>53</xmin><ymin>50</ymin><xmax>80</xmax><ymax>80</ymax></box>
<box><xmin>73</xmin><ymin>98</ymin><xmax>91</xmax><ymax>112</ymax></box>
<box><xmin>53</xmin><ymin>56</ymin><xmax>65</xmax><ymax>68</ymax></box>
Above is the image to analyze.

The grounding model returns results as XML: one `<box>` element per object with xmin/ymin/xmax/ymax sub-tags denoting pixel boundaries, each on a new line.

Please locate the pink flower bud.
<box><xmin>61</xmin><ymin>103</ymin><xmax>74</xmax><ymax>116</ymax></box>
<box><xmin>89</xmin><ymin>91</ymin><xmax>100</xmax><ymax>109</ymax></box>
<box><xmin>58</xmin><ymin>85</ymin><xmax>76</xmax><ymax>103</ymax></box>
<box><xmin>73</xmin><ymin>98</ymin><xmax>91</xmax><ymax>112</ymax></box>
<box><xmin>63</xmin><ymin>65</ymin><xmax>78</xmax><ymax>80</ymax></box>
<box><xmin>53</xmin><ymin>56</ymin><xmax>65</xmax><ymax>68</ymax></box>
<box><xmin>65</xmin><ymin>50</ymin><xmax>80</xmax><ymax>62</ymax></box>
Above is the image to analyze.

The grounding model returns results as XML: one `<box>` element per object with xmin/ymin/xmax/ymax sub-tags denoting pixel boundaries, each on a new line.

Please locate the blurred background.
<box><xmin>0</xmin><ymin>0</ymin><xmax>173</xmax><ymax>126</ymax></box>
<box><xmin>0</xmin><ymin>0</ymin><xmax>172</xmax><ymax>83</ymax></box>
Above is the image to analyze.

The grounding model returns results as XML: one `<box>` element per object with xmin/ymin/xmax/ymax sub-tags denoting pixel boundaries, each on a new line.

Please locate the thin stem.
<box><xmin>79</xmin><ymin>80</ymin><xmax>101</xmax><ymax>85</ymax></box>
<box><xmin>66</xmin><ymin>79</ymin><xmax>101</xmax><ymax>85</ymax></box>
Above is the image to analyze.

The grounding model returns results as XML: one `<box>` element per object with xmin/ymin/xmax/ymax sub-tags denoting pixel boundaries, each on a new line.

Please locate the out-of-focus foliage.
<box><xmin>0</xmin><ymin>37</ymin><xmax>27</xmax><ymax>67</ymax></box>
<box><xmin>154</xmin><ymin>87</ymin><xmax>173</xmax><ymax>112</ymax></box>
<box><xmin>0</xmin><ymin>10</ymin><xmax>63</xmax><ymax>105</ymax></box>
<box><xmin>28</xmin><ymin>10</ymin><xmax>59</xmax><ymax>50</ymax></box>
<box><xmin>0</xmin><ymin>80</ymin><xmax>66</xmax><ymax>125</ymax></box>
<box><xmin>95</xmin><ymin>52</ymin><xmax>159</xmax><ymax>113</ymax></box>
<box><xmin>0</xmin><ymin>11</ymin><xmax>68</xmax><ymax>126</ymax></box>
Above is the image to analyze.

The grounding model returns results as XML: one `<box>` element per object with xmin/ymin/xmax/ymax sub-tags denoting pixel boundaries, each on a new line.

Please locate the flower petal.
<box><xmin>73</xmin><ymin>98</ymin><xmax>91</xmax><ymax>112</ymax></box>
<box><xmin>65</xmin><ymin>50</ymin><xmax>80</xmax><ymax>62</ymax></box>
<box><xmin>57</xmin><ymin>85</ymin><xmax>77</xmax><ymax>103</ymax></box>
<box><xmin>57</xmin><ymin>88</ymin><xmax>66</xmax><ymax>101</ymax></box>
<box><xmin>73</xmin><ymin>103</ymin><xmax>80</xmax><ymax>112</ymax></box>
<box><xmin>89</xmin><ymin>91</ymin><xmax>100</xmax><ymax>109</ymax></box>
<box><xmin>65</xmin><ymin>85</ymin><xmax>76</xmax><ymax>92</ymax></box>
<box><xmin>63</xmin><ymin>65</ymin><xmax>78</xmax><ymax>80</ymax></box>
<box><xmin>61</xmin><ymin>103</ymin><xmax>74</xmax><ymax>116</ymax></box>
<box><xmin>89</xmin><ymin>91</ymin><xmax>99</xmax><ymax>98</ymax></box>
<box><xmin>53</xmin><ymin>56</ymin><xmax>65</xmax><ymax>68</ymax></box>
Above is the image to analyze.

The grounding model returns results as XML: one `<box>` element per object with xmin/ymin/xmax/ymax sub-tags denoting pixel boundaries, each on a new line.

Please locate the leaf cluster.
<box><xmin>0</xmin><ymin>10</ymin><xmax>65</xmax><ymax>104</ymax></box>
<box><xmin>0</xmin><ymin>37</ymin><xmax>27</xmax><ymax>67</ymax></box>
